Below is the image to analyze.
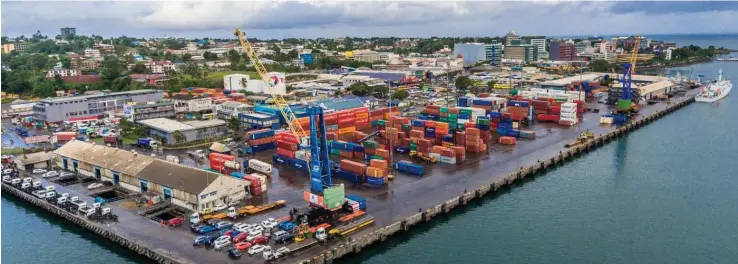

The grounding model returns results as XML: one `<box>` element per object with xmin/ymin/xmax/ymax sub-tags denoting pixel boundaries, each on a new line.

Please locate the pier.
<box><xmin>1</xmin><ymin>94</ymin><xmax>695</xmax><ymax>264</ymax></box>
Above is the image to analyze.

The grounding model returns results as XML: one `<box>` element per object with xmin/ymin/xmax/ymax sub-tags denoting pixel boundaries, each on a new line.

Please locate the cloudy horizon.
<box><xmin>2</xmin><ymin>1</ymin><xmax>738</xmax><ymax>39</ymax></box>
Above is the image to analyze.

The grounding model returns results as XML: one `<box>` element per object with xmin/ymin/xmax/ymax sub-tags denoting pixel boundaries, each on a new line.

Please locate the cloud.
<box><xmin>2</xmin><ymin>1</ymin><xmax>737</xmax><ymax>39</ymax></box>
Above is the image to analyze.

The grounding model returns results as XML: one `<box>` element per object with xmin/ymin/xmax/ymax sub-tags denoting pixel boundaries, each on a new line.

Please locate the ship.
<box><xmin>695</xmin><ymin>69</ymin><xmax>732</xmax><ymax>103</ymax></box>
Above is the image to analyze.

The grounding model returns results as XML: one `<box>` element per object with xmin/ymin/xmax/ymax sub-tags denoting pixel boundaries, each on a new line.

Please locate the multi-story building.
<box><xmin>351</xmin><ymin>50</ymin><xmax>381</xmax><ymax>62</ymax></box>
<box><xmin>84</xmin><ymin>49</ymin><xmax>101</xmax><ymax>59</ymax></box>
<box><xmin>454</xmin><ymin>43</ymin><xmax>487</xmax><ymax>66</ymax></box>
<box><xmin>522</xmin><ymin>36</ymin><xmax>547</xmax><ymax>55</ymax></box>
<box><xmin>60</xmin><ymin>27</ymin><xmax>76</xmax><ymax>39</ymax></box>
<box><xmin>129</xmin><ymin>74</ymin><xmax>168</xmax><ymax>86</ymax></box>
<box><xmin>2</xmin><ymin>42</ymin><xmax>27</xmax><ymax>53</ymax></box>
<box><xmin>144</xmin><ymin>60</ymin><xmax>176</xmax><ymax>74</ymax></box>
<box><xmin>504</xmin><ymin>45</ymin><xmax>538</xmax><ymax>62</ymax></box>
<box><xmin>505</xmin><ymin>30</ymin><xmax>521</xmax><ymax>46</ymax></box>
<box><xmin>137</xmin><ymin>118</ymin><xmax>227</xmax><ymax>144</ymax></box>
<box><xmin>123</xmin><ymin>101</ymin><xmax>176</xmax><ymax>122</ymax></box>
<box><xmin>32</xmin><ymin>89</ymin><xmax>164</xmax><ymax>123</ymax></box>
<box><xmin>216</xmin><ymin>101</ymin><xmax>252</xmax><ymax>119</ymax></box>
<box><xmin>169</xmin><ymin>94</ymin><xmax>213</xmax><ymax>114</ymax></box>
<box><xmin>665</xmin><ymin>48</ymin><xmax>673</xmax><ymax>61</ymax></box>
<box><xmin>485</xmin><ymin>43</ymin><xmax>503</xmax><ymax>65</ymax></box>
<box><xmin>549</xmin><ymin>41</ymin><xmax>578</xmax><ymax>61</ymax></box>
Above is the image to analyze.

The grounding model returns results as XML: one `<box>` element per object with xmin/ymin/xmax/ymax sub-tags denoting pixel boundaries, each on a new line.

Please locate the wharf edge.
<box><xmin>298</xmin><ymin>96</ymin><xmax>696</xmax><ymax>264</ymax></box>
<box><xmin>0</xmin><ymin>96</ymin><xmax>694</xmax><ymax>264</ymax></box>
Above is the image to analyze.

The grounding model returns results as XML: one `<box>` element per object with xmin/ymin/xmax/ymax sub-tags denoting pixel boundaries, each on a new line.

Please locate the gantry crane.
<box><xmin>234</xmin><ymin>29</ymin><xmax>332</xmax><ymax>194</ymax></box>
<box><xmin>616</xmin><ymin>36</ymin><xmax>641</xmax><ymax>114</ymax></box>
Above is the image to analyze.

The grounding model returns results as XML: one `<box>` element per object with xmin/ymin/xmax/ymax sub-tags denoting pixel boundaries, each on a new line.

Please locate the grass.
<box><xmin>1</xmin><ymin>98</ymin><xmax>17</xmax><ymax>104</ymax></box>
<box><xmin>1</xmin><ymin>148</ymin><xmax>25</xmax><ymax>155</ymax></box>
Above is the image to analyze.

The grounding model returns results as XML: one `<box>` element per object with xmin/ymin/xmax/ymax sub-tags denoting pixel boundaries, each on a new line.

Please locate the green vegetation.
<box><xmin>348</xmin><ymin>82</ymin><xmax>389</xmax><ymax>97</ymax></box>
<box><xmin>1</xmin><ymin>148</ymin><xmax>25</xmax><ymax>155</ymax></box>
<box><xmin>392</xmin><ymin>89</ymin><xmax>409</xmax><ymax>101</ymax></box>
<box><xmin>454</xmin><ymin>76</ymin><xmax>473</xmax><ymax>91</ymax></box>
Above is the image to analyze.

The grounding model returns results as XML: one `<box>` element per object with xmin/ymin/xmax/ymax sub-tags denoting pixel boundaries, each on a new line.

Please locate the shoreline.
<box><xmin>638</xmin><ymin>57</ymin><xmax>713</xmax><ymax>71</ymax></box>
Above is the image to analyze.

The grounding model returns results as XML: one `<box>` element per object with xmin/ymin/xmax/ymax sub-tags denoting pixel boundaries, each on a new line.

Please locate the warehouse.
<box><xmin>54</xmin><ymin>140</ymin><xmax>247</xmax><ymax>211</ymax></box>
<box><xmin>14</xmin><ymin>151</ymin><xmax>56</xmax><ymax>171</ymax></box>
<box><xmin>137</xmin><ymin>118</ymin><xmax>227</xmax><ymax>144</ymax></box>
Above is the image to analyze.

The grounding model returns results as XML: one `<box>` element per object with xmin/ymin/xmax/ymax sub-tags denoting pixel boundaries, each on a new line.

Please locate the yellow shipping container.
<box><xmin>356</xmin><ymin>113</ymin><xmax>369</xmax><ymax>119</ymax></box>
<box><xmin>338</xmin><ymin>127</ymin><xmax>356</xmax><ymax>134</ymax></box>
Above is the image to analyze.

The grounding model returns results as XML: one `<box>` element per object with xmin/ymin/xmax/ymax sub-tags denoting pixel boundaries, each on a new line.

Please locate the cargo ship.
<box><xmin>696</xmin><ymin>69</ymin><xmax>732</xmax><ymax>103</ymax></box>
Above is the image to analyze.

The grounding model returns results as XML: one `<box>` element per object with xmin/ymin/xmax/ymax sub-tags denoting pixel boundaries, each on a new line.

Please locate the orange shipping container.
<box><xmin>451</xmin><ymin>146</ymin><xmax>466</xmax><ymax>155</ymax></box>
<box><xmin>366</xmin><ymin>167</ymin><xmax>387</xmax><ymax>178</ymax></box>
<box><xmin>338</xmin><ymin>127</ymin><xmax>356</xmax><ymax>134</ymax></box>
<box><xmin>370</xmin><ymin>159</ymin><xmax>388</xmax><ymax>170</ymax></box>
<box><xmin>432</xmin><ymin>146</ymin><xmax>445</xmax><ymax>154</ymax></box>
<box><xmin>375</xmin><ymin>149</ymin><xmax>390</xmax><ymax>159</ymax></box>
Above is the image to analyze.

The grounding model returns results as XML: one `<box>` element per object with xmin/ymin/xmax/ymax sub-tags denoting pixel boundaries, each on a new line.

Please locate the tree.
<box><xmin>373</xmin><ymin>85</ymin><xmax>389</xmax><ymax>97</ymax></box>
<box><xmin>183</xmin><ymin>53</ymin><xmax>192</xmax><ymax>61</ymax></box>
<box><xmin>172</xmin><ymin>130</ymin><xmax>186</xmax><ymax>144</ymax></box>
<box><xmin>486</xmin><ymin>80</ymin><xmax>496</xmax><ymax>92</ymax></box>
<box><xmin>348</xmin><ymin>82</ymin><xmax>371</xmax><ymax>96</ymax></box>
<box><xmin>227</xmin><ymin>116</ymin><xmax>242</xmax><ymax>139</ymax></box>
<box><xmin>31</xmin><ymin>80</ymin><xmax>56</xmax><ymax>98</ymax></box>
<box><xmin>203</xmin><ymin>51</ymin><xmax>218</xmax><ymax>61</ymax></box>
<box><xmin>53</xmin><ymin>74</ymin><xmax>65</xmax><ymax>88</ymax></box>
<box><xmin>454</xmin><ymin>76</ymin><xmax>473</xmax><ymax>92</ymax></box>
<box><xmin>590</xmin><ymin>60</ymin><xmax>613</xmax><ymax>72</ymax></box>
<box><xmin>227</xmin><ymin>49</ymin><xmax>241</xmax><ymax>65</ymax></box>
<box><xmin>60</xmin><ymin>55</ymin><xmax>72</xmax><ymax>69</ymax></box>
<box><xmin>129</xmin><ymin>62</ymin><xmax>150</xmax><ymax>74</ymax></box>
<box><xmin>101</xmin><ymin>56</ymin><xmax>124</xmax><ymax>86</ymax></box>
<box><xmin>392</xmin><ymin>89</ymin><xmax>409</xmax><ymax>101</ymax></box>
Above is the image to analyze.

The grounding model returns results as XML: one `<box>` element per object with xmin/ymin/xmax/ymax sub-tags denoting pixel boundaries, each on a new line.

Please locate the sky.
<box><xmin>2</xmin><ymin>1</ymin><xmax>738</xmax><ymax>39</ymax></box>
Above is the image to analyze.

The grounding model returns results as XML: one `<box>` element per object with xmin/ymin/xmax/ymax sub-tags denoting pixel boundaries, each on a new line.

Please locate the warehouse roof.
<box><xmin>540</xmin><ymin>74</ymin><xmax>602</xmax><ymax>86</ymax></box>
<box><xmin>182</xmin><ymin>119</ymin><xmax>226</xmax><ymax>129</ymax></box>
<box><xmin>638</xmin><ymin>80</ymin><xmax>673</xmax><ymax>95</ymax></box>
<box><xmin>55</xmin><ymin>140</ymin><xmax>154</xmax><ymax>176</ymax></box>
<box><xmin>319</xmin><ymin>98</ymin><xmax>365</xmax><ymax>111</ymax></box>
<box><xmin>136</xmin><ymin>160</ymin><xmax>219</xmax><ymax>195</ymax></box>
<box><xmin>15</xmin><ymin>151</ymin><xmax>55</xmax><ymax>165</ymax></box>
<box><xmin>138</xmin><ymin>118</ymin><xmax>193</xmax><ymax>133</ymax></box>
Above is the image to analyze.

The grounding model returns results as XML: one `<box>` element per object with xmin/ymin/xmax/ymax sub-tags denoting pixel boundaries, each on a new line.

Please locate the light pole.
<box><xmin>387</xmin><ymin>81</ymin><xmax>393</xmax><ymax>170</ymax></box>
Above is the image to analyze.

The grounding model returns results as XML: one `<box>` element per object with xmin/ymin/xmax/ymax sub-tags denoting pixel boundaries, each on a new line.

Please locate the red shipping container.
<box><xmin>550</xmin><ymin>106</ymin><xmax>561</xmax><ymax>114</ymax></box>
<box><xmin>249</xmin><ymin>136</ymin><xmax>275</xmax><ymax>146</ymax></box>
<box><xmin>441</xmin><ymin>149</ymin><xmax>455</xmax><ymax>157</ymax></box>
<box><xmin>340</xmin><ymin>160</ymin><xmax>367</xmax><ymax>175</ymax></box>
<box><xmin>326</xmin><ymin>132</ymin><xmax>337</xmax><ymax>140</ymax></box>
<box><xmin>338</xmin><ymin>117</ymin><xmax>356</xmax><ymax>124</ymax></box>
<box><xmin>465</xmin><ymin>128</ymin><xmax>480</xmax><ymax>137</ymax></box>
<box><xmin>338</xmin><ymin>122</ymin><xmax>355</xmax><ymax>129</ymax></box>
<box><xmin>277</xmin><ymin>148</ymin><xmax>296</xmax><ymax>159</ymax></box>
<box><xmin>277</xmin><ymin>140</ymin><xmax>298</xmax><ymax>151</ymax></box>
<box><xmin>365</xmin><ymin>147</ymin><xmax>376</xmax><ymax>155</ymax></box>
<box><xmin>499</xmin><ymin>136</ymin><xmax>517</xmax><ymax>145</ymax></box>
<box><xmin>339</xmin><ymin>150</ymin><xmax>353</xmax><ymax>158</ymax></box>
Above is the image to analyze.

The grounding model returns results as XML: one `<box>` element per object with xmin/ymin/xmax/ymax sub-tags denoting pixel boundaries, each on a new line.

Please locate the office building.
<box><xmin>454</xmin><ymin>43</ymin><xmax>487</xmax><ymax>66</ymax></box>
<box><xmin>521</xmin><ymin>36</ymin><xmax>547</xmax><ymax>55</ymax></box>
<box><xmin>504</xmin><ymin>45</ymin><xmax>538</xmax><ymax>62</ymax></box>
<box><xmin>505</xmin><ymin>30</ymin><xmax>521</xmax><ymax>46</ymax></box>
<box><xmin>485</xmin><ymin>43</ymin><xmax>503</xmax><ymax>65</ymax></box>
<box><xmin>32</xmin><ymin>89</ymin><xmax>164</xmax><ymax>123</ymax></box>
<box><xmin>169</xmin><ymin>94</ymin><xmax>213</xmax><ymax>114</ymax></box>
<box><xmin>60</xmin><ymin>27</ymin><xmax>76</xmax><ymax>39</ymax></box>
<box><xmin>123</xmin><ymin>101</ymin><xmax>176</xmax><ymax>122</ymax></box>
<box><xmin>137</xmin><ymin>118</ymin><xmax>227</xmax><ymax>144</ymax></box>
<box><xmin>549</xmin><ymin>41</ymin><xmax>578</xmax><ymax>61</ymax></box>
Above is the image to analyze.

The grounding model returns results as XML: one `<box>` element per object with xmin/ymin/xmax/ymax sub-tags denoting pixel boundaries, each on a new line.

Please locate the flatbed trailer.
<box><xmin>231</xmin><ymin>200</ymin><xmax>287</xmax><ymax>218</ymax></box>
<box><xmin>330</xmin><ymin>215</ymin><xmax>375</xmax><ymax>237</ymax></box>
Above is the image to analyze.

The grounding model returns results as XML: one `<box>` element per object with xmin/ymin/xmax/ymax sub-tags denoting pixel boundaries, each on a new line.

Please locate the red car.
<box><xmin>167</xmin><ymin>217</ymin><xmax>184</xmax><ymax>227</ymax></box>
<box><xmin>232</xmin><ymin>232</ymin><xmax>250</xmax><ymax>243</ymax></box>
<box><xmin>234</xmin><ymin>242</ymin><xmax>252</xmax><ymax>251</ymax></box>
<box><xmin>252</xmin><ymin>235</ymin><xmax>269</xmax><ymax>245</ymax></box>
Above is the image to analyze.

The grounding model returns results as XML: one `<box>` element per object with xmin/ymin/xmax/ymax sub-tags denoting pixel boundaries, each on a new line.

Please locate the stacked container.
<box><xmin>336</xmin><ymin>160</ymin><xmax>366</xmax><ymax>184</ymax></box>
<box><xmin>243</xmin><ymin>174</ymin><xmax>267</xmax><ymax>196</ymax></box>
<box><xmin>365</xmin><ymin>159</ymin><xmax>388</xmax><ymax>185</ymax></box>
<box><xmin>394</xmin><ymin>160</ymin><xmax>424</xmax><ymax>176</ymax></box>
<box><xmin>245</xmin><ymin>129</ymin><xmax>276</xmax><ymax>152</ymax></box>
<box><xmin>559</xmin><ymin>102</ymin><xmax>578</xmax><ymax>126</ymax></box>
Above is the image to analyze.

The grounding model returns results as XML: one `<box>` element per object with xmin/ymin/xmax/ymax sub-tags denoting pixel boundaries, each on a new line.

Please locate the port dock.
<box><xmin>2</xmin><ymin>92</ymin><xmax>695</xmax><ymax>264</ymax></box>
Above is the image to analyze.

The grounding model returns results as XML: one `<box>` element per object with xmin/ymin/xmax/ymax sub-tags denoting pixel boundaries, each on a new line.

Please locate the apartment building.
<box><xmin>32</xmin><ymin>89</ymin><xmax>164</xmax><ymax>123</ymax></box>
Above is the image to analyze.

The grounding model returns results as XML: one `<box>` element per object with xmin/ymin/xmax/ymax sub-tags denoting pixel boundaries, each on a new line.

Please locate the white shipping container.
<box><xmin>248</xmin><ymin>159</ymin><xmax>273</xmax><ymax>175</ymax></box>
<box><xmin>550</xmin><ymin>89</ymin><xmax>566</xmax><ymax>95</ymax></box>
<box><xmin>600</xmin><ymin>117</ymin><xmax>614</xmax><ymax>124</ymax></box>
<box><xmin>430</xmin><ymin>153</ymin><xmax>441</xmax><ymax>161</ymax></box>
<box><xmin>294</xmin><ymin>150</ymin><xmax>309</xmax><ymax>161</ymax></box>
<box><xmin>531</xmin><ymin>88</ymin><xmax>547</xmax><ymax>93</ymax></box>
<box><xmin>440</xmin><ymin>156</ymin><xmax>456</xmax><ymax>164</ymax></box>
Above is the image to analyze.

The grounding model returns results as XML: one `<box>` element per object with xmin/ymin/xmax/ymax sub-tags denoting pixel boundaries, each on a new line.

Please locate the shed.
<box><xmin>209</xmin><ymin>142</ymin><xmax>232</xmax><ymax>153</ymax></box>
<box><xmin>14</xmin><ymin>151</ymin><xmax>56</xmax><ymax>171</ymax></box>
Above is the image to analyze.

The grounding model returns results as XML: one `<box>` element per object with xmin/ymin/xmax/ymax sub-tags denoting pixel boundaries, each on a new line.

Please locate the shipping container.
<box><xmin>340</xmin><ymin>160</ymin><xmax>367</xmax><ymax>175</ymax></box>
<box><xmin>366</xmin><ymin>176</ymin><xmax>385</xmax><ymax>186</ymax></box>
<box><xmin>335</xmin><ymin>169</ymin><xmax>364</xmax><ymax>184</ymax></box>
<box><xmin>395</xmin><ymin>161</ymin><xmax>424</xmax><ymax>176</ymax></box>
<box><xmin>248</xmin><ymin>159</ymin><xmax>273</xmax><ymax>175</ymax></box>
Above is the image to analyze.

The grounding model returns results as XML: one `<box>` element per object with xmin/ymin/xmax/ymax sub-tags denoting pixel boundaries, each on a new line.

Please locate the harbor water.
<box><xmin>3</xmin><ymin>35</ymin><xmax>738</xmax><ymax>264</ymax></box>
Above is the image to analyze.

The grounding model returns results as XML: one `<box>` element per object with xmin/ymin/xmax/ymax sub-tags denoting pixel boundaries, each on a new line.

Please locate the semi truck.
<box><xmin>227</xmin><ymin>200</ymin><xmax>286</xmax><ymax>219</ymax></box>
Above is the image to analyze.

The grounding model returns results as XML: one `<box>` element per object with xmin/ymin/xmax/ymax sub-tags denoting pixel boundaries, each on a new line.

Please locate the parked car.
<box><xmin>214</xmin><ymin>221</ymin><xmax>233</xmax><ymax>230</ymax></box>
<box><xmin>278</xmin><ymin>221</ymin><xmax>297</xmax><ymax>232</ymax></box>
<box><xmin>214</xmin><ymin>235</ymin><xmax>231</xmax><ymax>244</ymax></box>
<box><xmin>195</xmin><ymin>225</ymin><xmax>217</xmax><ymax>234</ymax></box>
<box><xmin>213</xmin><ymin>238</ymin><xmax>231</xmax><ymax>250</ymax></box>
<box><xmin>59</xmin><ymin>172</ymin><xmax>74</xmax><ymax>177</ymax></box>
<box><xmin>205</xmin><ymin>219</ymin><xmax>221</xmax><ymax>226</ymax></box>
<box><xmin>245</xmin><ymin>231</ymin><xmax>262</xmax><ymax>242</ymax></box>
<box><xmin>43</xmin><ymin>171</ymin><xmax>59</xmax><ymax>178</ymax></box>
<box><xmin>248</xmin><ymin>225</ymin><xmax>264</xmax><ymax>235</ymax></box>
<box><xmin>273</xmin><ymin>230</ymin><xmax>294</xmax><ymax>244</ymax></box>
<box><xmin>213</xmin><ymin>202</ymin><xmax>227</xmax><ymax>212</ymax></box>
<box><xmin>3</xmin><ymin>169</ymin><xmax>12</xmax><ymax>175</ymax></box>
<box><xmin>261</xmin><ymin>218</ymin><xmax>278</xmax><ymax>229</ymax></box>
<box><xmin>227</xmin><ymin>248</ymin><xmax>243</xmax><ymax>259</ymax></box>
<box><xmin>87</xmin><ymin>183</ymin><xmax>103</xmax><ymax>190</ymax></box>
<box><xmin>167</xmin><ymin>217</ymin><xmax>185</xmax><ymax>227</ymax></box>
<box><xmin>251</xmin><ymin>235</ymin><xmax>269</xmax><ymax>245</ymax></box>
<box><xmin>193</xmin><ymin>236</ymin><xmax>210</xmax><ymax>246</ymax></box>
<box><xmin>32</xmin><ymin>169</ymin><xmax>47</xmax><ymax>174</ymax></box>
<box><xmin>234</xmin><ymin>223</ymin><xmax>255</xmax><ymax>232</ymax></box>
<box><xmin>2</xmin><ymin>176</ymin><xmax>12</xmax><ymax>184</ymax></box>
<box><xmin>232</xmin><ymin>232</ymin><xmax>250</xmax><ymax>243</ymax></box>
<box><xmin>248</xmin><ymin>245</ymin><xmax>268</xmax><ymax>255</ymax></box>
<box><xmin>233</xmin><ymin>241</ymin><xmax>252</xmax><ymax>251</ymax></box>
<box><xmin>219</xmin><ymin>229</ymin><xmax>238</xmax><ymax>237</ymax></box>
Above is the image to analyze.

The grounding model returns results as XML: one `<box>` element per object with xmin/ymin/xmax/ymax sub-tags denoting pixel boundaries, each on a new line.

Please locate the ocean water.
<box><xmin>3</xmin><ymin>34</ymin><xmax>738</xmax><ymax>264</ymax></box>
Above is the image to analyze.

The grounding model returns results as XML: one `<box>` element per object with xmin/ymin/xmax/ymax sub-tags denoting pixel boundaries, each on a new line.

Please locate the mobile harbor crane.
<box><xmin>615</xmin><ymin>36</ymin><xmax>642</xmax><ymax>117</ymax></box>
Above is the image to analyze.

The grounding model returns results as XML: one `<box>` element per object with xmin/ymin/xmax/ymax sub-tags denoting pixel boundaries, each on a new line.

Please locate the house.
<box><xmin>46</xmin><ymin>68</ymin><xmax>80</xmax><ymax>78</ymax></box>
<box><xmin>129</xmin><ymin>74</ymin><xmax>168</xmax><ymax>86</ymax></box>
<box><xmin>54</xmin><ymin>140</ymin><xmax>247</xmax><ymax>211</ymax></box>
<box><xmin>216</xmin><ymin>101</ymin><xmax>252</xmax><ymax>119</ymax></box>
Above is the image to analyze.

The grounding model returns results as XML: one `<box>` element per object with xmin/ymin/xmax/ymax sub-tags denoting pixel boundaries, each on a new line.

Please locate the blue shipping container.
<box><xmin>346</xmin><ymin>195</ymin><xmax>367</xmax><ymax>210</ymax></box>
<box><xmin>395</xmin><ymin>161</ymin><xmax>424</xmax><ymax>176</ymax></box>
<box><xmin>472</xmin><ymin>99</ymin><xmax>493</xmax><ymax>106</ymax></box>
<box><xmin>443</xmin><ymin>135</ymin><xmax>454</xmax><ymax>142</ymax></box>
<box><xmin>272</xmin><ymin>154</ymin><xmax>292</xmax><ymax>165</ymax></box>
<box><xmin>477</xmin><ymin>124</ymin><xmax>490</xmax><ymax>131</ymax></box>
<box><xmin>417</xmin><ymin>115</ymin><xmax>430</xmax><ymax>120</ymax></box>
<box><xmin>291</xmin><ymin>159</ymin><xmax>308</xmax><ymax>171</ymax></box>
<box><xmin>459</xmin><ymin>114</ymin><xmax>469</xmax><ymax>120</ymax></box>
<box><xmin>230</xmin><ymin>172</ymin><xmax>245</xmax><ymax>179</ymax></box>
<box><xmin>248</xmin><ymin>130</ymin><xmax>275</xmax><ymax>140</ymax></box>
<box><xmin>395</xmin><ymin>146</ymin><xmax>409</xmax><ymax>154</ymax></box>
<box><xmin>334</xmin><ymin>169</ymin><xmax>364</xmax><ymax>184</ymax></box>
<box><xmin>366</xmin><ymin>176</ymin><xmax>384</xmax><ymax>186</ymax></box>
<box><xmin>507</xmin><ymin>100</ymin><xmax>530</xmax><ymax>107</ymax></box>
<box><xmin>412</xmin><ymin>120</ymin><xmax>426</xmax><ymax>127</ymax></box>
<box><xmin>251</xmin><ymin>142</ymin><xmax>276</xmax><ymax>153</ymax></box>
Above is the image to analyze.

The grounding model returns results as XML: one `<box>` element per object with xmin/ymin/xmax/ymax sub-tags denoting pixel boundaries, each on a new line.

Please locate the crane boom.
<box><xmin>628</xmin><ymin>36</ymin><xmax>641</xmax><ymax>75</ymax></box>
<box><xmin>234</xmin><ymin>28</ymin><xmax>308</xmax><ymax>141</ymax></box>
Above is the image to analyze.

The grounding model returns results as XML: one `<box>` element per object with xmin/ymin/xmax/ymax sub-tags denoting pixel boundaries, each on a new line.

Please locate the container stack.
<box><xmin>439</xmin><ymin>148</ymin><xmax>456</xmax><ymax>164</ymax></box>
<box><xmin>394</xmin><ymin>160</ymin><xmax>424</xmax><ymax>176</ymax></box>
<box><xmin>465</xmin><ymin>127</ymin><xmax>484</xmax><ymax>153</ymax></box>
<box><xmin>365</xmin><ymin>159</ymin><xmax>388</xmax><ymax>185</ymax></box>
<box><xmin>354</xmin><ymin>107</ymin><xmax>370</xmax><ymax>131</ymax></box>
<box><xmin>506</xmin><ymin>100</ymin><xmax>531</xmax><ymax>122</ymax></box>
<box><xmin>335</xmin><ymin>160</ymin><xmax>366</xmax><ymax>184</ymax></box>
<box><xmin>243</xmin><ymin>174</ymin><xmax>267</xmax><ymax>196</ymax></box>
<box><xmin>559</xmin><ymin>102</ymin><xmax>578</xmax><ymax>126</ymax></box>
<box><xmin>337</xmin><ymin>110</ymin><xmax>356</xmax><ymax>140</ymax></box>
<box><xmin>245</xmin><ymin>129</ymin><xmax>276</xmax><ymax>152</ymax></box>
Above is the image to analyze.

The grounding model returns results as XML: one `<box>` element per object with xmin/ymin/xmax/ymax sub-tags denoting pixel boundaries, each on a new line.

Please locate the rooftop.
<box><xmin>137</xmin><ymin>118</ymin><xmax>194</xmax><ymax>133</ymax></box>
<box><xmin>40</xmin><ymin>89</ymin><xmax>159</xmax><ymax>103</ymax></box>
<box><xmin>15</xmin><ymin>151</ymin><xmax>55</xmax><ymax>165</ymax></box>
<box><xmin>182</xmin><ymin>119</ymin><xmax>226</xmax><ymax>129</ymax></box>
<box><xmin>55</xmin><ymin>140</ymin><xmax>154</xmax><ymax>176</ymax></box>
<box><xmin>136</xmin><ymin>159</ymin><xmax>218</xmax><ymax>195</ymax></box>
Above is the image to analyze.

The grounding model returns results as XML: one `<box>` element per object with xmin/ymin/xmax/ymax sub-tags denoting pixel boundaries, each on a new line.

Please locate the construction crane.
<box><xmin>616</xmin><ymin>36</ymin><xmax>641</xmax><ymax>114</ymax></box>
<box><xmin>234</xmin><ymin>29</ymin><xmax>332</xmax><ymax>194</ymax></box>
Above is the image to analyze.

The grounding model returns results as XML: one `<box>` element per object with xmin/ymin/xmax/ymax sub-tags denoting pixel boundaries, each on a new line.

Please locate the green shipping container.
<box><xmin>457</xmin><ymin>124</ymin><xmax>466</xmax><ymax>130</ymax></box>
<box><xmin>372</xmin><ymin>156</ymin><xmax>385</xmax><ymax>160</ymax></box>
<box><xmin>377</xmin><ymin>120</ymin><xmax>386</xmax><ymax>127</ymax></box>
<box><xmin>440</xmin><ymin>107</ymin><xmax>449</xmax><ymax>113</ymax></box>
<box><xmin>440</xmin><ymin>117</ymin><xmax>448</xmax><ymax>122</ymax></box>
<box><xmin>449</xmin><ymin>113</ymin><xmax>458</xmax><ymax>119</ymax></box>
<box><xmin>460</xmin><ymin>109</ymin><xmax>472</xmax><ymax>115</ymax></box>
<box><xmin>510</xmin><ymin>89</ymin><xmax>518</xmax><ymax>95</ymax></box>
<box><xmin>330</xmin><ymin>148</ymin><xmax>340</xmax><ymax>155</ymax></box>
<box><xmin>410</xmin><ymin>142</ymin><xmax>417</xmax><ymax>148</ymax></box>
<box><xmin>401</xmin><ymin>124</ymin><xmax>412</xmax><ymax>131</ymax></box>
<box><xmin>363</xmin><ymin>140</ymin><xmax>378</xmax><ymax>149</ymax></box>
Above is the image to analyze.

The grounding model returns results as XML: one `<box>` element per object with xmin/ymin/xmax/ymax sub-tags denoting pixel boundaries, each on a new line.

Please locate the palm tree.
<box><xmin>239</xmin><ymin>78</ymin><xmax>248</xmax><ymax>89</ymax></box>
<box><xmin>172</xmin><ymin>130</ymin><xmax>185</xmax><ymax>144</ymax></box>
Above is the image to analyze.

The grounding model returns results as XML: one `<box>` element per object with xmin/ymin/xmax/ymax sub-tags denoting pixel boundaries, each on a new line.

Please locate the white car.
<box><xmin>32</xmin><ymin>169</ymin><xmax>47</xmax><ymax>174</ymax></box>
<box><xmin>261</xmin><ymin>218</ymin><xmax>278</xmax><ymax>229</ymax></box>
<box><xmin>87</xmin><ymin>183</ymin><xmax>104</xmax><ymax>190</ymax></box>
<box><xmin>43</xmin><ymin>171</ymin><xmax>59</xmax><ymax>178</ymax></box>
<box><xmin>213</xmin><ymin>202</ymin><xmax>227</xmax><ymax>212</ymax></box>
<box><xmin>60</xmin><ymin>172</ymin><xmax>74</xmax><ymax>177</ymax></box>
<box><xmin>248</xmin><ymin>225</ymin><xmax>264</xmax><ymax>235</ymax></box>
<box><xmin>248</xmin><ymin>245</ymin><xmax>268</xmax><ymax>255</ymax></box>
<box><xmin>3</xmin><ymin>169</ymin><xmax>12</xmax><ymax>175</ymax></box>
<box><xmin>234</xmin><ymin>223</ymin><xmax>254</xmax><ymax>232</ymax></box>
<box><xmin>245</xmin><ymin>231</ymin><xmax>263</xmax><ymax>242</ymax></box>
<box><xmin>213</xmin><ymin>238</ymin><xmax>231</xmax><ymax>250</ymax></box>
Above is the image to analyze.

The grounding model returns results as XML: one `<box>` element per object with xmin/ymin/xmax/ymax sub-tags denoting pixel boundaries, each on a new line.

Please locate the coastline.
<box><xmin>638</xmin><ymin>57</ymin><xmax>712</xmax><ymax>71</ymax></box>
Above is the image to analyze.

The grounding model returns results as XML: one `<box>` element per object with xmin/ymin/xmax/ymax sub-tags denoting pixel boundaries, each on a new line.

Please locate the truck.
<box><xmin>136</xmin><ymin>138</ymin><xmax>159</xmax><ymax>149</ymax></box>
<box><xmin>226</xmin><ymin>200</ymin><xmax>286</xmax><ymax>219</ymax></box>
<box><xmin>187</xmin><ymin>150</ymin><xmax>207</xmax><ymax>160</ymax></box>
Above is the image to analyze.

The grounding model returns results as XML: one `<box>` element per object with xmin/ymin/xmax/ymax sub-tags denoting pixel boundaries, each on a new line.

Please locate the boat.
<box><xmin>695</xmin><ymin>69</ymin><xmax>732</xmax><ymax>103</ymax></box>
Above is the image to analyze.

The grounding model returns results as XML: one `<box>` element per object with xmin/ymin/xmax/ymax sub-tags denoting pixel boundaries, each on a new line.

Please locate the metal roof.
<box><xmin>637</xmin><ymin>80</ymin><xmax>673</xmax><ymax>95</ymax></box>
<box><xmin>137</xmin><ymin>118</ymin><xmax>193</xmax><ymax>133</ymax></box>
<box><xmin>136</xmin><ymin>159</ymin><xmax>219</xmax><ymax>195</ymax></box>
<box><xmin>55</xmin><ymin>140</ymin><xmax>155</xmax><ymax>176</ymax></box>
<box><xmin>318</xmin><ymin>98</ymin><xmax>365</xmax><ymax>111</ymax></box>
<box><xmin>15</xmin><ymin>151</ymin><xmax>55</xmax><ymax>165</ymax></box>
<box><xmin>40</xmin><ymin>89</ymin><xmax>160</xmax><ymax>103</ymax></box>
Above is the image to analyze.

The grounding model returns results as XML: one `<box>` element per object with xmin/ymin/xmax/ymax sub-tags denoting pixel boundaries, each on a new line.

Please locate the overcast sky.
<box><xmin>3</xmin><ymin>1</ymin><xmax>738</xmax><ymax>39</ymax></box>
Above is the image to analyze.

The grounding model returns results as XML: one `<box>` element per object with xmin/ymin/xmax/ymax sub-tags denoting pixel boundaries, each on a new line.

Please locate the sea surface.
<box><xmin>3</xmin><ymin>34</ymin><xmax>738</xmax><ymax>264</ymax></box>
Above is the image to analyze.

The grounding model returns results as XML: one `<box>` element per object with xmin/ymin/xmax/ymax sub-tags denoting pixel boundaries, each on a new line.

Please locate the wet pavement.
<box><xmin>1</xmin><ymin>89</ymin><xmax>697</xmax><ymax>264</ymax></box>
